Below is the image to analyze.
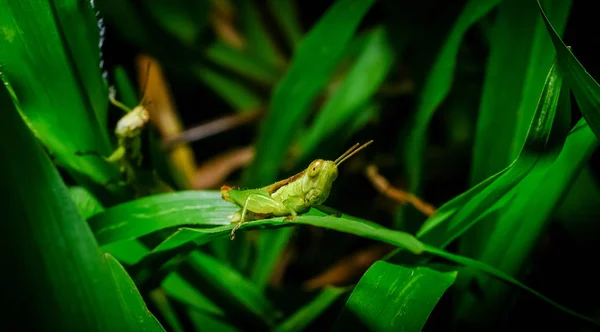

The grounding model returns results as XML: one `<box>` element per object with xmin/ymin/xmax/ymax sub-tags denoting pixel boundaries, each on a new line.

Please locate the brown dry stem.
<box><xmin>365</xmin><ymin>164</ymin><xmax>436</xmax><ymax>217</ymax></box>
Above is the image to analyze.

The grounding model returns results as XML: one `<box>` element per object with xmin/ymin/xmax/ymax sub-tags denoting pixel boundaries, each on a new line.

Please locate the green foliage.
<box><xmin>3</xmin><ymin>0</ymin><xmax>600</xmax><ymax>330</ymax></box>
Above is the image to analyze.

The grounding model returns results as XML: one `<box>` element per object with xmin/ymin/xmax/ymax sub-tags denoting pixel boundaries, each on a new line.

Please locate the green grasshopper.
<box><xmin>77</xmin><ymin>70</ymin><xmax>173</xmax><ymax>197</ymax></box>
<box><xmin>221</xmin><ymin>140</ymin><xmax>373</xmax><ymax>240</ymax></box>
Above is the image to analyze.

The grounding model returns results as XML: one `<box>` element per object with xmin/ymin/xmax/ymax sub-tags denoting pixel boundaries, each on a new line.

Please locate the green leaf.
<box><xmin>0</xmin><ymin>0</ymin><xmax>120</xmax><ymax>191</ymax></box>
<box><xmin>205</xmin><ymin>41</ymin><xmax>279</xmax><ymax>85</ymax></box>
<box><xmin>297</xmin><ymin>26</ymin><xmax>394</xmax><ymax>160</ymax></box>
<box><xmin>88</xmin><ymin>190</ymin><xmax>238</xmax><ymax>246</ymax></box>
<box><xmin>333</xmin><ymin>263</ymin><xmax>457</xmax><ymax>332</ymax></box>
<box><xmin>161</xmin><ymin>273</ymin><xmax>224</xmax><ymax>317</ymax></box>
<box><xmin>267</xmin><ymin>0</ymin><xmax>303</xmax><ymax>51</ymax></box>
<box><xmin>114</xmin><ymin>66</ymin><xmax>139</xmax><ymax>109</ymax></box>
<box><xmin>275</xmin><ymin>287</ymin><xmax>349</xmax><ymax>332</ymax></box>
<box><xmin>193</xmin><ymin>64</ymin><xmax>262</xmax><ymax>110</ymax></box>
<box><xmin>455</xmin><ymin>56</ymin><xmax>573</xmax><ymax>322</ymax></box>
<box><xmin>239</xmin><ymin>0</ymin><xmax>286</xmax><ymax>69</ymax></box>
<box><xmin>105</xmin><ymin>253</ymin><xmax>166</xmax><ymax>330</ymax></box>
<box><xmin>537</xmin><ymin>0</ymin><xmax>600</xmax><ymax>140</ymax></box>
<box><xmin>250</xmin><ymin>227</ymin><xmax>295</xmax><ymax>290</ymax></box>
<box><xmin>86</xmin><ymin>190</ymin><xmax>424</xmax><ymax>255</ymax></box>
<box><xmin>469</xmin><ymin>0</ymin><xmax>571</xmax><ymax>186</ymax></box>
<box><xmin>183</xmin><ymin>251</ymin><xmax>281</xmax><ymax>328</ymax></box>
<box><xmin>403</xmin><ymin>0</ymin><xmax>502</xmax><ymax>192</ymax></box>
<box><xmin>423</xmin><ymin>245</ymin><xmax>600</xmax><ymax>328</ymax></box>
<box><xmin>69</xmin><ymin>185</ymin><xmax>105</xmax><ymax>219</ymax></box>
<box><xmin>243</xmin><ymin>0</ymin><xmax>376</xmax><ymax>188</ymax></box>
<box><xmin>413</xmin><ymin>60</ymin><xmax>567</xmax><ymax>252</ymax></box>
<box><xmin>0</xmin><ymin>80</ymin><xmax>161</xmax><ymax>330</ymax></box>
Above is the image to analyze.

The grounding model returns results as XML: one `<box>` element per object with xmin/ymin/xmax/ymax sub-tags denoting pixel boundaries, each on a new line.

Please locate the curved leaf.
<box><xmin>537</xmin><ymin>0</ymin><xmax>600</xmax><ymax>140</ymax></box>
<box><xmin>333</xmin><ymin>263</ymin><xmax>457</xmax><ymax>332</ymax></box>
<box><xmin>0</xmin><ymin>80</ymin><xmax>162</xmax><ymax>331</ymax></box>
<box><xmin>0</xmin><ymin>0</ymin><xmax>119</xmax><ymax>189</ymax></box>
<box><xmin>87</xmin><ymin>190</ymin><xmax>425</xmax><ymax>255</ymax></box>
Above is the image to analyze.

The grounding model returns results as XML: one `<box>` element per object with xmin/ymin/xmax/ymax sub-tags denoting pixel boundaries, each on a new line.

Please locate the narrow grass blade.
<box><xmin>251</xmin><ymin>227</ymin><xmax>295</xmax><ymax>289</ymax></box>
<box><xmin>114</xmin><ymin>66</ymin><xmax>139</xmax><ymax>109</ymax></box>
<box><xmin>403</xmin><ymin>0</ymin><xmax>501</xmax><ymax>193</ymax></box>
<box><xmin>333</xmin><ymin>263</ymin><xmax>457</xmax><ymax>332</ymax></box>
<box><xmin>182</xmin><ymin>251</ymin><xmax>281</xmax><ymax>329</ymax></box>
<box><xmin>193</xmin><ymin>65</ymin><xmax>262</xmax><ymax>110</ymax></box>
<box><xmin>267</xmin><ymin>0</ymin><xmax>303</xmax><ymax>51</ymax></box>
<box><xmin>161</xmin><ymin>273</ymin><xmax>225</xmax><ymax>317</ymax></box>
<box><xmin>417</xmin><ymin>60</ymin><xmax>566</xmax><ymax>250</ymax></box>
<box><xmin>239</xmin><ymin>0</ymin><xmax>286</xmax><ymax>68</ymax></box>
<box><xmin>275</xmin><ymin>287</ymin><xmax>349</xmax><ymax>332</ymax></box>
<box><xmin>242</xmin><ymin>0</ymin><xmax>376</xmax><ymax>188</ymax></box>
<box><xmin>0</xmin><ymin>0</ymin><xmax>120</xmax><ymax>189</ymax></box>
<box><xmin>297</xmin><ymin>26</ymin><xmax>394</xmax><ymax>161</ymax></box>
<box><xmin>469</xmin><ymin>0</ymin><xmax>571</xmax><ymax>186</ymax></box>
<box><xmin>205</xmin><ymin>41</ymin><xmax>279</xmax><ymax>85</ymax></box>
<box><xmin>0</xmin><ymin>83</ymin><xmax>162</xmax><ymax>330</ymax></box>
<box><xmin>423</xmin><ymin>245</ymin><xmax>600</xmax><ymax>328</ymax></box>
<box><xmin>537</xmin><ymin>0</ymin><xmax>600</xmax><ymax>140</ymax></box>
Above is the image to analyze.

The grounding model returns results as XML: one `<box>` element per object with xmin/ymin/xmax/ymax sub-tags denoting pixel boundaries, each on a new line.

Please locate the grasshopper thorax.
<box><xmin>115</xmin><ymin>105</ymin><xmax>150</xmax><ymax>138</ymax></box>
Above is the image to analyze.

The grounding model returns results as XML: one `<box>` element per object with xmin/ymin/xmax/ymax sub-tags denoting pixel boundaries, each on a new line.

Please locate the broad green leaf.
<box><xmin>403</xmin><ymin>0</ymin><xmax>501</xmax><ymax>193</ymax></box>
<box><xmin>86</xmin><ymin>190</ymin><xmax>424</xmax><ymax>255</ymax></box>
<box><xmin>88</xmin><ymin>190</ymin><xmax>237</xmax><ymax>246</ymax></box>
<box><xmin>193</xmin><ymin>65</ymin><xmax>262</xmax><ymax>110</ymax></box>
<box><xmin>243</xmin><ymin>0</ymin><xmax>376</xmax><ymax>188</ymax></box>
<box><xmin>275</xmin><ymin>287</ymin><xmax>349</xmax><ymax>332</ymax></box>
<box><xmin>537</xmin><ymin>0</ymin><xmax>600</xmax><ymax>140</ymax></box>
<box><xmin>267</xmin><ymin>0</ymin><xmax>303</xmax><ymax>51</ymax></box>
<box><xmin>333</xmin><ymin>263</ymin><xmax>457</xmax><ymax>332</ymax></box>
<box><xmin>205</xmin><ymin>42</ymin><xmax>279</xmax><ymax>85</ymax></box>
<box><xmin>147</xmin><ymin>289</ymin><xmax>185</xmax><ymax>332</ymax></box>
<box><xmin>0</xmin><ymin>0</ymin><xmax>120</xmax><ymax>192</ymax></box>
<box><xmin>297</xmin><ymin>26</ymin><xmax>394</xmax><ymax>161</ymax></box>
<box><xmin>0</xmin><ymin>82</ymin><xmax>162</xmax><ymax>330</ymax></box>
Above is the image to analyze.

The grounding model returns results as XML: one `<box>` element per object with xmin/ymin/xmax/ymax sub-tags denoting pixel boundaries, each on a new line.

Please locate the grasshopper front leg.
<box><xmin>230</xmin><ymin>194</ymin><xmax>296</xmax><ymax>240</ymax></box>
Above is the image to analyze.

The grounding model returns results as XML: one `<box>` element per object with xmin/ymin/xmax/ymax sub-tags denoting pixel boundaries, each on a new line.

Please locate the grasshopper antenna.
<box><xmin>335</xmin><ymin>140</ymin><xmax>374</xmax><ymax>166</ymax></box>
<box><xmin>334</xmin><ymin>142</ymin><xmax>360</xmax><ymax>164</ymax></box>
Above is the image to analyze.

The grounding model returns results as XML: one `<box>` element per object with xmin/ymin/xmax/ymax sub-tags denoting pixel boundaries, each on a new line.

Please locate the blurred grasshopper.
<box><xmin>221</xmin><ymin>140</ymin><xmax>373</xmax><ymax>240</ymax></box>
<box><xmin>77</xmin><ymin>66</ymin><xmax>172</xmax><ymax>196</ymax></box>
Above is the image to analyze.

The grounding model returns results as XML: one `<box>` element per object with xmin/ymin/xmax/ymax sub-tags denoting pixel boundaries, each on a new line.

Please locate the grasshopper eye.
<box><xmin>308</xmin><ymin>160</ymin><xmax>323</xmax><ymax>177</ymax></box>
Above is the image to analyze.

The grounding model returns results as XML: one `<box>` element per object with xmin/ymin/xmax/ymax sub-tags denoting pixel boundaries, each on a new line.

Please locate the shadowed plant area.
<box><xmin>2</xmin><ymin>0</ymin><xmax>600</xmax><ymax>331</ymax></box>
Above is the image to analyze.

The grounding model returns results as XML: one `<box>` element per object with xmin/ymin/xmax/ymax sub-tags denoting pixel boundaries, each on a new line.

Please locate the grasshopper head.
<box><xmin>302</xmin><ymin>159</ymin><xmax>338</xmax><ymax>205</ymax></box>
<box><xmin>115</xmin><ymin>105</ymin><xmax>150</xmax><ymax>138</ymax></box>
<box><xmin>302</xmin><ymin>140</ymin><xmax>374</xmax><ymax>206</ymax></box>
